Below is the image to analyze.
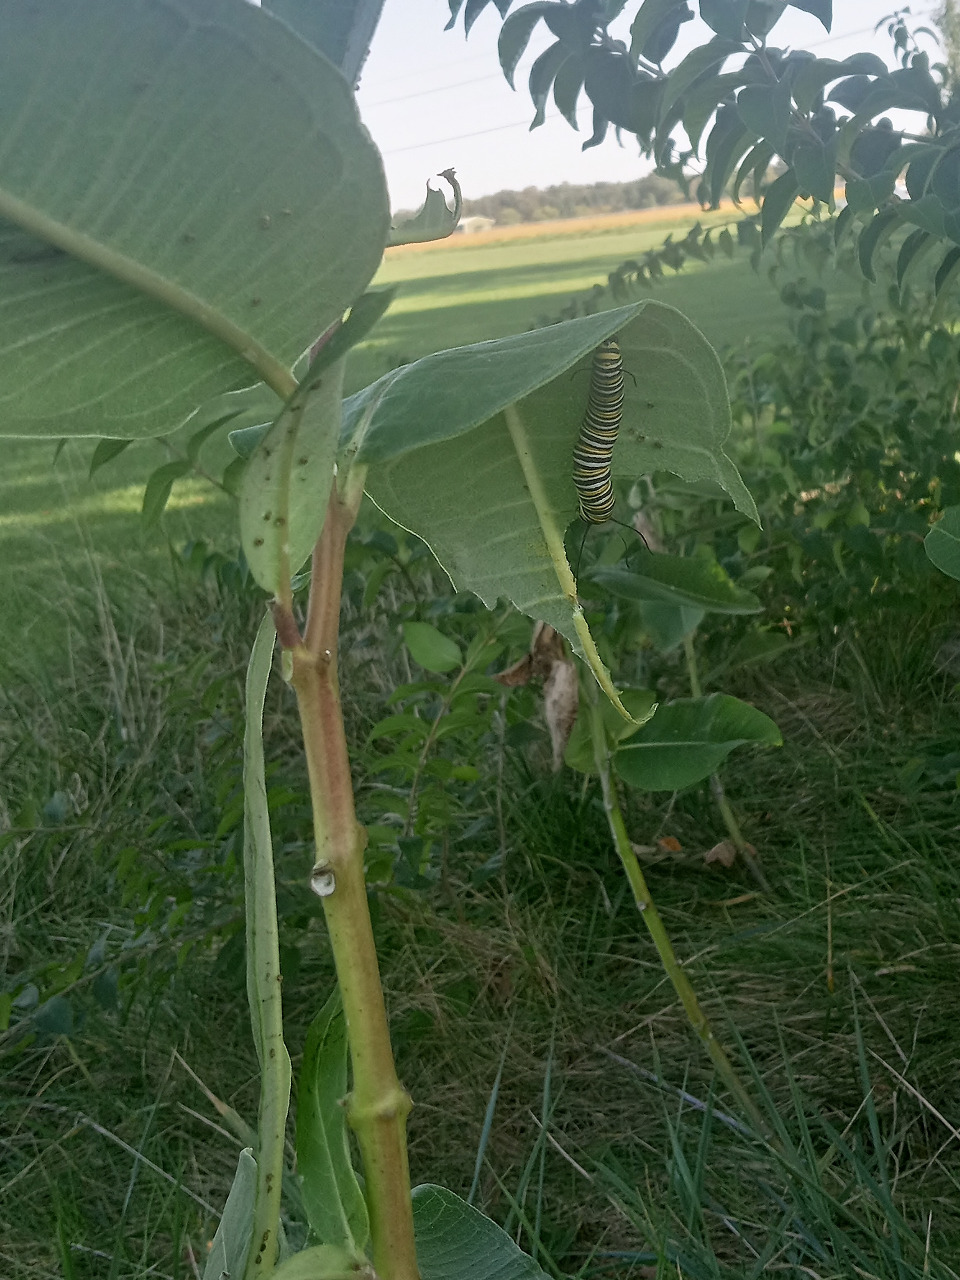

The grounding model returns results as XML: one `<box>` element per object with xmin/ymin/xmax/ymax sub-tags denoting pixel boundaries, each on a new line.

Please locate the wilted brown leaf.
<box><xmin>704</xmin><ymin>840</ymin><xmax>737</xmax><ymax>868</ymax></box>
<box><xmin>544</xmin><ymin>658</ymin><xmax>578</xmax><ymax>772</ymax></box>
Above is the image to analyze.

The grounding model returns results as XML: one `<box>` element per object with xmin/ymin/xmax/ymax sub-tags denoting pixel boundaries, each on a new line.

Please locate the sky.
<box><xmin>352</xmin><ymin>1</ymin><xmax>941</xmax><ymax>212</ymax></box>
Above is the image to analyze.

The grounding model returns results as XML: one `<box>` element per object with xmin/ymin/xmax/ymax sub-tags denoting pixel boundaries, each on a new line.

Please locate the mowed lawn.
<box><xmin>2</xmin><ymin>204</ymin><xmax>870</xmax><ymax>651</ymax></box>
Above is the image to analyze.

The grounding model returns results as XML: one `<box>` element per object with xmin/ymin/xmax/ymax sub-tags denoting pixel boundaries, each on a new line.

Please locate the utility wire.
<box><xmin>379</xmin><ymin>14</ymin><xmax>940</xmax><ymax>154</ymax></box>
<box><xmin>366</xmin><ymin>13</ymin><xmax>937</xmax><ymax>111</ymax></box>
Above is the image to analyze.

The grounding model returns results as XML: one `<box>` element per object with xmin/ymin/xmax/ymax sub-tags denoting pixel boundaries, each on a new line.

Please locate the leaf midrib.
<box><xmin>0</xmin><ymin>184</ymin><xmax>297</xmax><ymax>399</ymax></box>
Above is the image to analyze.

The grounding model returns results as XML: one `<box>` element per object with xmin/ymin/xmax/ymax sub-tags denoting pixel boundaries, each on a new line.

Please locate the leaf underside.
<box><xmin>0</xmin><ymin>0</ymin><xmax>388</xmax><ymax>439</ymax></box>
<box><xmin>355</xmin><ymin>303</ymin><xmax>756</xmax><ymax>674</ymax></box>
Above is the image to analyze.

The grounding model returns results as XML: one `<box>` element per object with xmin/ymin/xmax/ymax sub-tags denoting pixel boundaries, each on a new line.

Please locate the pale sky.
<box><xmin>353</xmin><ymin>1</ymin><xmax>941</xmax><ymax>211</ymax></box>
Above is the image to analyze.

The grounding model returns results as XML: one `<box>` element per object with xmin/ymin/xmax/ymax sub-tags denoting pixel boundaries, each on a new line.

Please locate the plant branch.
<box><xmin>587</xmin><ymin>695</ymin><xmax>770</xmax><ymax>1140</ymax></box>
<box><xmin>288</xmin><ymin>485</ymin><xmax>418</xmax><ymax>1280</ymax></box>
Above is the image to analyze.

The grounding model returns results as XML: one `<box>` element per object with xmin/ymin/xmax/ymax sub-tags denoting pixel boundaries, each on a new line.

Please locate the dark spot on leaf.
<box><xmin>274</xmin><ymin>516</ymin><xmax>286</xmax><ymax>527</ymax></box>
<box><xmin>250</xmin><ymin>297</ymin><xmax>261</xmax><ymax>306</ymax></box>
<box><xmin>263</xmin><ymin>511</ymin><xmax>272</xmax><ymax>521</ymax></box>
<box><xmin>253</xmin><ymin>538</ymin><xmax>264</xmax><ymax>548</ymax></box>
<box><xmin>298</xmin><ymin>457</ymin><xmax>308</xmax><ymax>466</ymax></box>
<box><xmin>181</xmin><ymin>232</ymin><xmax>195</xmax><ymax>243</ymax></box>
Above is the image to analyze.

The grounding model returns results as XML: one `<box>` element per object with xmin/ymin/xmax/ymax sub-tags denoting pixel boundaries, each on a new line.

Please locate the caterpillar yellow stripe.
<box><xmin>572</xmin><ymin>336</ymin><xmax>624</xmax><ymax>524</ymax></box>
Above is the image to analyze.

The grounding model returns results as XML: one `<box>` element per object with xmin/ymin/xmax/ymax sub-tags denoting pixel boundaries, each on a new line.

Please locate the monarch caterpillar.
<box><xmin>572</xmin><ymin>336</ymin><xmax>624</xmax><ymax>525</ymax></box>
<box><xmin>571</xmin><ymin>336</ymin><xmax>648</xmax><ymax>578</ymax></box>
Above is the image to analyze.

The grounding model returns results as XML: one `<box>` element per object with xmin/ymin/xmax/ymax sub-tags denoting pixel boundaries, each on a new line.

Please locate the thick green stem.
<box><xmin>587</xmin><ymin>698</ymin><xmax>769</xmax><ymax>1139</ymax></box>
<box><xmin>288</xmin><ymin>486</ymin><xmax>418</xmax><ymax>1280</ymax></box>
<box><xmin>682</xmin><ymin>634</ymin><xmax>771</xmax><ymax>893</ymax></box>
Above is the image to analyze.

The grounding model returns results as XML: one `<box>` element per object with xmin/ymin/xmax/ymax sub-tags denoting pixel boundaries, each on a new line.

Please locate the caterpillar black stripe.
<box><xmin>572</xmin><ymin>336</ymin><xmax>624</xmax><ymax>524</ymax></box>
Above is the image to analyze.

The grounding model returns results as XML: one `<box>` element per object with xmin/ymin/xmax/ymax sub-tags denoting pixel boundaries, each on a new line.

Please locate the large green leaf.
<box><xmin>411</xmin><ymin>1184</ymin><xmax>551</xmax><ymax>1280</ymax></box>
<box><xmin>202</xmin><ymin>1149</ymin><xmax>257</xmax><ymax>1280</ymax></box>
<box><xmin>345</xmin><ymin>304</ymin><xmax>756</xmax><ymax>708</ymax></box>
<box><xmin>615</xmin><ymin>693</ymin><xmax>781</xmax><ymax>791</ymax></box>
<box><xmin>0</xmin><ymin>0</ymin><xmax>388</xmax><ymax>439</ymax></box>
<box><xmin>925</xmin><ymin>505</ymin><xmax>960</xmax><ymax>581</ymax></box>
<box><xmin>295</xmin><ymin>989</ymin><xmax>369</xmax><ymax>1255</ymax></box>
<box><xmin>589</xmin><ymin>553</ymin><xmax>762</xmax><ymax>614</ymax></box>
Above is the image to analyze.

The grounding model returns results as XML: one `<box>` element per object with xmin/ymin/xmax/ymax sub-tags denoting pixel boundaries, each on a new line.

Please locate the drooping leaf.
<box><xmin>615</xmin><ymin>694</ymin><xmax>782</xmax><ymax>791</ymax></box>
<box><xmin>498</xmin><ymin>3</ymin><xmax>557</xmax><ymax>88</ymax></box>
<box><xmin>787</xmin><ymin>0</ymin><xmax>831</xmax><ymax>30</ymax></box>
<box><xmin>925</xmin><ymin>506</ymin><xmax>960</xmax><ymax>581</ymax></box>
<box><xmin>141</xmin><ymin>460</ymin><xmax>193</xmax><ymax>530</ymax></box>
<box><xmin>896</xmin><ymin>227</ymin><xmax>934</xmax><ymax>290</ymax></box>
<box><xmin>242</xmin><ymin>615</ymin><xmax>292</xmax><ymax>1275</ymax></box>
<box><xmin>705</xmin><ymin>104</ymin><xmax>754</xmax><ymax>207</ymax></box>
<box><xmin>412</xmin><ymin>1184</ymin><xmax>552</xmax><ymax>1280</ymax></box>
<box><xmin>0</xmin><ymin>0</ymin><xmax>388</xmax><ymax>440</ymax></box>
<box><xmin>390</xmin><ymin>172</ymin><xmax>463</xmax><ymax>245</ymax></box>
<box><xmin>761</xmin><ymin>169</ymin><xmax>802</xmax><ymax>246</ymax></box>
<box><xmin>528</xmin><ymin>41</ymin><xmax>572</xmax><ymax>129</ymax></box>
<box><xmin>296</xmin><ymin>989</ymin><xmax>370</xmax><ymax>1255</ymax></box>
<box><xmin>589</xmin><ymin>553</ymin><xmax>762</xmax><ymax>613</ymax></box>
<box><xmin>857</xmin><ymin>207</ymin><xmax>902</xmax><ymax>282</ymax></box>
<box><xmin>344</xmin><ymin>304</ymin><xmax>756</xmax><ymax>712</ymax></box>
<box><xmin>89</xmin><ymin>438</ymin><xmax>133</xmax><ymax>479</ymax></box>
<box><xmin>202</xmin><ymin>1149</ymin><xmax>257</xmax><ymax>1280</ymax></box>
<box><xmin>553</xmin><ymin>54</ymin><xmax>585</xmax><ymax>128</ymax></box>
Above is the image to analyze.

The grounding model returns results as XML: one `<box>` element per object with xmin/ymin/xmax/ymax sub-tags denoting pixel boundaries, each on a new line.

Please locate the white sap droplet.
<box><xmin>310</xmin><ymin>865</ymin><xmax>336</xmax><ymax>898</ymax></box>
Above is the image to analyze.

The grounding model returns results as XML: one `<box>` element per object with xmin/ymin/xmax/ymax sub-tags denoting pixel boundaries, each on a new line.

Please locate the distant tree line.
<box><xmin>393</xmin><ymin>174</ymin><xmax>686</xmax><ymax>227</ymax></box>
<box><xmin>461</xmin><ymin>174</ymin><xmax>684</xmax><ymax>224</ymax></box>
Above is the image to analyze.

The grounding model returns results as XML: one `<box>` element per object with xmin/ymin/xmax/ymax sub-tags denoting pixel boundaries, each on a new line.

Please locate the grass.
<box><xmin>3</xmin><ymin>545</ymin><xmax>960</xmax><ymax>1276</ymax></box>
<box><xmin>3</xmin><ymin>212</ymin><xmax>958</xmax><ymax>1276</ymax></box>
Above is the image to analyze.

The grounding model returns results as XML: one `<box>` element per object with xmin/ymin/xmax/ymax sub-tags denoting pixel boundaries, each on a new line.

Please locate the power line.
<box><xmin>362</xmin><ymin>71</ymin><xmax>505</xmax><ymax>108</ymax></box>
<box><xmin>379</xmin><ymin>10</ymin><xmax>942</xmax><ymax>152</ymax></box>
<box><xmin>383</xmin><ymin>104</ymin><xmax>592</xmax><ymax>155</ymax></box>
